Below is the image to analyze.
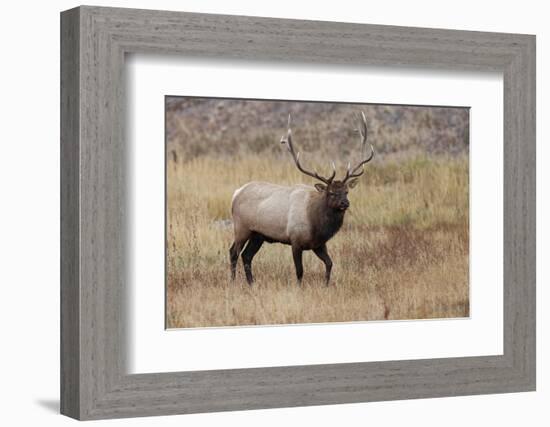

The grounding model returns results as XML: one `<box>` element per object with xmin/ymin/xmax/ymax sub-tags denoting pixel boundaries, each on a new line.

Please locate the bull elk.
<box><xmin>230</xmin><ymin>112</ymin><xmax>374</xmax><ymax>285</ymax></box>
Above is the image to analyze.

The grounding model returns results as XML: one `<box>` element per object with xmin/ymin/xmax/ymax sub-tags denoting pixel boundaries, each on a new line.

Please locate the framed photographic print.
<box><xmin>165</xmin><ymin>97</ymin><xmax>470</xmax><ymax>329</ymax></box>
<box><xmin>61</xmin><ymin>5</ymin><xmax>535</xmax><ymax>420</ymax></box>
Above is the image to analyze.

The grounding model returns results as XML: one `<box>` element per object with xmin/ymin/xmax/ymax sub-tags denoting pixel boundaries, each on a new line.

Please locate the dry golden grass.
<box><xmin>166</xmin><ymin>153</ymin><xmax>469</xmax><ymax>328</ymax></box>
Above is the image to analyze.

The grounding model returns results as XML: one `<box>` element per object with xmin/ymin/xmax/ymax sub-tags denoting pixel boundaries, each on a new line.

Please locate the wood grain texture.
<box><xmin>60</xmin><ymin>7</ymin><xmax>80</xmax><ymax>419</ymax></box>
<box><xmin>60</xmin><ymin>5</ymin><xmax>536</xmax><ymax>420</ymax></box>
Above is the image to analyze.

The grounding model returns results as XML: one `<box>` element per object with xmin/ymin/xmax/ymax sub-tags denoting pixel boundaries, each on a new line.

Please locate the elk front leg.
<box><xmin>291</xmin><ymin>245</ymin><xmax>304</xmax><ymax>284</ymax></box>
<box><xmin>313</xmin><ymin>244</ymin><xmax>333</xmax><ymax>285</ymax></box>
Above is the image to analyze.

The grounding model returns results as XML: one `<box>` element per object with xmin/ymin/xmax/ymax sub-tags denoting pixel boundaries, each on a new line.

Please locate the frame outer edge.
<box><xmin>520</xmin><ymin>34</ymin><xmax>536</xmax><ymax>389</ymax></box>
<box><xmin>60</xmin><ymin>6</ymin><xmax>81</xmax><ymax>420</ymax></box>
<box><xmin>527</xmin><ymin>35</ymin><xmax>536</xmax><ymax>390</ymax></box>
<box><xmin>503</xmin><ymin>34</ymin><xmax>536</xmax><ymax>390</ymax></box>
<box><xmin>60</xmin><ymin>6</ymin><xmax>537</xmax><ymax>420</ymax></box>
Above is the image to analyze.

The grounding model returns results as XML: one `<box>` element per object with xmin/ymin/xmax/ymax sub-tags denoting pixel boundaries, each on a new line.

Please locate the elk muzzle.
<box><xmin>338</xmin><ymin>199</ymin><xmax>350</xmax><ymax>211</ymax></box>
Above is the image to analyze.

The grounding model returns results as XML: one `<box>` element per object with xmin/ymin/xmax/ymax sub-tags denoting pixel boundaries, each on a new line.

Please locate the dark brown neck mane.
<box><xmin>307</xmin><ymin>192</ymin><xmax>346</xmax><ymax>248</ymax></box>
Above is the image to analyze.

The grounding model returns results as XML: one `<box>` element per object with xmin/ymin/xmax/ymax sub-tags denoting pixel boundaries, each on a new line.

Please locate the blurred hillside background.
<box><xmin>166</xmin><ymin>97</ymin><xmax>469</xmax><ymax>328</ymax></box>
<box><xmin>166</xmin><ymin>98</ymin><xmax>469</xmax><ymax>161</ymax></box>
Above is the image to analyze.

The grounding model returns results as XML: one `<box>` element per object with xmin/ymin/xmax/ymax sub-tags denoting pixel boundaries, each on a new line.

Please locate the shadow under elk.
<box><xmin>229</xmin><ymin>112</ymin><xmax>375</xmax><ymax>285</ymax></box>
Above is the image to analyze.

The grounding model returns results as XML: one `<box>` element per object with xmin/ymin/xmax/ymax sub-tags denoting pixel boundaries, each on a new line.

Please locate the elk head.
<box><xmin>280</xmin><ymin>111</ymin><xmax>375</xmax><ymax>211</ymax></box>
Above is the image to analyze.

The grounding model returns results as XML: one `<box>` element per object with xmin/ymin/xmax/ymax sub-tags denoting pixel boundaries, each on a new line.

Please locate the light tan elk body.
<box><xmin>230</xmin><ymin>112</ymin><xmax>374</xmax><ymax>285</ymax></box>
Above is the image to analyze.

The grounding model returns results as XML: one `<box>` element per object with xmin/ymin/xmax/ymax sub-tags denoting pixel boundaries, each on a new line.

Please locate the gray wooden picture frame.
<box><xmin>60</xmin><ymin>5</ymin><xmax>536</xmax><ymax>421</ymax></box>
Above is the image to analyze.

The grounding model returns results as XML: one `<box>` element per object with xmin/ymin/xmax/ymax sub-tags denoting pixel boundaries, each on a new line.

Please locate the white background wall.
<box><xmin>0</xmin><ymin>0</ymin><xmax>546</xmax><ymax>425</ymax></box>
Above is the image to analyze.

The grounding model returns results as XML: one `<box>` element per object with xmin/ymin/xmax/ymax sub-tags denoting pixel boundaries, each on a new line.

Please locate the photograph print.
<box><xmin>166</xmin><ymin>97</ymin><xmax>469</xmax><ymax>328</ymax></box>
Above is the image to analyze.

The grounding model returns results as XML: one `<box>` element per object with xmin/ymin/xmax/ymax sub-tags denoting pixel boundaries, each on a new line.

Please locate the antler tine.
<box><xmin>327</xmin><ymin>161</ymin><xmax>336</xmax><ymax>182</ymax></box>
<box><xmin>343</xmin><ymin>111</ymin><xmax>375</xmax><ymax>182</ymax></box>
<box><xmin>280</xmin><ymin>114</ymin><xmax>335</xmax><ymax>185</ymax></box>
<box><xmin>345</xmin><ymin>161</ymin><xmax>352</xmax><ymax>179</ymax></box>
<box><xmin>345</xmin><ymin>144</ymin><xmax>375</xmax><ymax>179</ymax></box>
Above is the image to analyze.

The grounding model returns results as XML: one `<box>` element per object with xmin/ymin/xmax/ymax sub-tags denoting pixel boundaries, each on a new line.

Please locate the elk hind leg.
<box><xmin>229</xmin><ymin>233</ymin><xmax>250</xmax><ymax>280</ymax></box>
<box><xmin>241</xmin><ymin>233</ymin><xmax>264</xmax><ymax>285</ymax></box>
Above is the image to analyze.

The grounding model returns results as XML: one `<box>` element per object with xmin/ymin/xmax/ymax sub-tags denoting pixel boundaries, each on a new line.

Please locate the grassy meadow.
<box><xmin>166</xmin><ymin>99</ymin><xmax>469</xmax><ymax>328</ymax></box>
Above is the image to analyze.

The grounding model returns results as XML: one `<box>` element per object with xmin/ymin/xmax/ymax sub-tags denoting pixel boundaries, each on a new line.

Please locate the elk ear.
<box><xmin>347</xmin><ymin>178</ymin><xmax>359</xmax><ymax>189</ymax></box>
<box><xmin>315</xmin><ymin>183</ymin><xmax>327</xmax><ymax>193</ymax></box>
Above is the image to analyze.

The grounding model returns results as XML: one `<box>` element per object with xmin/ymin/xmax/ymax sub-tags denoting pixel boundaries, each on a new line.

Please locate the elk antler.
<box><xmin>343</xmin><ymin>111</ymin><xmax>375</xmax><ymax>183</ymax></box>
<box><xmin>280</xmin><ymin>115</ymin><xmax>336</xmax><ymax>185</ymax></box>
